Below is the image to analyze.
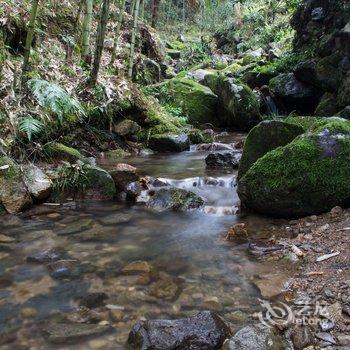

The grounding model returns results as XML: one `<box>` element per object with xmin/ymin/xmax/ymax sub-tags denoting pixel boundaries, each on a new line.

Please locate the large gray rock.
<box><xmin>222</xmin><ymin>324</ymin><xmax>287</xmax><ymax>350</ymax></box>
<box><xmin>23</xmin><ymin>164</ymin><xmax>52</xmax><ymax>200</ymax></box>
<box><xmin>0</xmin><ymin>157</ymin><xmax>32</xmax><ymax>213</ymax></box>
<box><xmin>126</xmin><ymin>311</ymin><xmax>231</xmax><ymax>350</ymax></box>
<box><xmin>147</xmin><ymin>187</ymin><xmax>204</xmax><ymax>211</ymax></box>
<box><xmin>149</xmin><ymin>133</ymin><xmax>190</xmax><ymax>152</ymax></box>
<box><xmin>269</xmin><ymin>73</ymin><xmax>322</xmax><ymax>114</ymax></box>
<box><xmin>238</xmin><ymin>120</ymin><xmax>304</xmax><ymax>179</ymax></box>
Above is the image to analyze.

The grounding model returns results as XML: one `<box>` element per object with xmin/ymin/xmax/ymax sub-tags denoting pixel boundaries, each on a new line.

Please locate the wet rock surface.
<box><xmin>205</xmin><ymin>152</ymin><xmax>241</xmax><ymax>169</ymax></box>
<box><xmin>147</xmin><ymin>187</ymin><xmax>205</xmax><ymax>211</ymax></box>
<box><xmin>126</xmin><ymin>311</ymin><xmax>231</xmax><ymax>350</ymax></box>
<box><xmin>41</xmin><ymin>322</ymin><xmax>113</xmax><ymax>344</ymax></box>
<box><xmin>222</xmin><ymin>324</ymin><xmax>288</xmax><ymax>350</ymax></box>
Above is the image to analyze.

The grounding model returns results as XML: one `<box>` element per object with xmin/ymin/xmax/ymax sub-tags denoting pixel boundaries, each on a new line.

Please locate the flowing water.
<box><xmin>0</xmin><ymin>132</ymin><xmax>291</xmax><ymax>349</ymax></box>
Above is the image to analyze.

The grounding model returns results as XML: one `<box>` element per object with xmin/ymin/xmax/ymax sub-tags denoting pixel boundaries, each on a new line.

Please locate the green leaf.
<box><xmin>18</xmin><ymin>117</ymin><xmax>45</xmax><ymax>141</ymax></box>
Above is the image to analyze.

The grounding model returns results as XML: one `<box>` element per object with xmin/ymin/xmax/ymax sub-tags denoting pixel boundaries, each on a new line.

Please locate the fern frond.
<box><xmin>28</xmin><ymin>79</ymin><xmax>86</xmax><ymax>123</ymax></box>
<box><xmin>18</xmin><ymin>117</ymin><xmax>45</xmax><ymax>141</ymax></box>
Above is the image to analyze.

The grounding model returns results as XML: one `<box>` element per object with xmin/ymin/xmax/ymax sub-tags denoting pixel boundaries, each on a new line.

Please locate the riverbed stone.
<box><xmin>26</xmin><ymin>247</ymin><xmax>65</xmax><ymax>263</ymax></box>
<box><xmin>41</xmin><ymin>322</ymin><xmax>113</xmax><ymax>344</ymax></box>
<box><xmin>109</xmin><ymin>164</ymin><xmax>139</xmax><ymax>194</ymax></box>
<box><xmin>205</xmin><ymin>151</ymin><xmax>241</xmax><ymax>169</ymax></box>
<box><xmin>47</xmin><ymin>260</ymin><xmax>81</xmax><ymax>279</ymax></box>
<box><xmin>126</xmin><ymin>310</ymin><xmax>231</xmax><ymax>350</ymax></box>
<box><xmin>22</xmin><ymin>164</ymin><xmax>52</xmax><ymax>200</ymax></box>
<box><xmin>147</xmin><ymin>188</ymin><xmax>204</xmax><ymax>211</ymax></box>
<box><xmin>238</xmin><ymin>119</ymin><xmax>350</xmax><ymax>217</ymax></box>
<box><xmin>222</xmin><ymin>324</ymin><xmax>287</xmax><ymax>350</ymax></box>
<box><xmin>149</xmin><ymin>133</ymin><xmax>190</xmax><ymax>152</ymax></box>
<box><xmin>0</xmin><ymin>156</ymin><xmax>32</xmax><ymax>213</ymax></box>
<box><xmin>238</xmin><ymin>120</ymin><xmax>304</xmax><ymax>179</ymax></box>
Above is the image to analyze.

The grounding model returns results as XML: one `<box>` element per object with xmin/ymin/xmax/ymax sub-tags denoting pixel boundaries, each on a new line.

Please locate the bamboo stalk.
<box><xmin>81</xmin><ymin>0</ymin><xmax>94</xmax><ymax>62</ymax></box>
<box><xmin>89</xmin><ymin>0</ymin><xmax>111</xmax><ymax>85</ymax></box>
<box><xmin>110</xmin><ymin>0</ymin><xmax>127</xmax><ymax>64</ymax></box>
<box><xmin>21</xmin><ymin>0</ymin><xmax>40</xmax><ymax>87</ymax></box>
<box><xmin>127</xmin><ymin>0</ymin><xmax>140</xmax><ymax>79</ymax></box>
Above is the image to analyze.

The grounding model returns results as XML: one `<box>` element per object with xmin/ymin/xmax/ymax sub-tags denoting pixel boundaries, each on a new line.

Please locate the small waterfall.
<box><xmin>261</xmin><ymin>94</ymin><xmax>279</xmax><ymax>116</ymax></box>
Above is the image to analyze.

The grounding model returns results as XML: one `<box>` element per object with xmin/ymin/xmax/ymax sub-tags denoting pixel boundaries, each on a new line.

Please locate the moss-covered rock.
<box><xmin>84</xmin><ymin>166</ymin><xmax>116</xmax><ymax>201</ymax></box>
<box><xmin>314</xmin><ymin>92</ymin><xmax>340</xmax><ymax>117</ymax></box>
<box><xmin>238</xmin><ymin>120</ymin><xmax>304</xmax><ymax>179</ymax></box>
<box><xmin>133</xmin><ymin>58</ymin><xmax>161</xmax><ymax>86</ymax></box>
<box><xmin>45</xmin><ymin>142</ymin><xmax>86</xmax><ymax>162</ymax></box>
<box><xmin>149</xmin><ymin>133</ymin><xmax>190</xmax><ymax>152</ymax></box>
<box><xmin>0</xmin><ymin>157</ymin><xmax>32</xmax><ymax>213</ymax></box>
<box><xmin>214</xmin><ymin>77</ymin><xmax>261</xmax><ymax>130</ymax></box>
<box><xmin>187</xmin><ymin>129</ymin><xmax>214</xmax><ymax>144</ymax></box>
<box><xmin>166</xmin><ymin>78</ymin><xmax>218</xmax><ymax>125</ymax></box>
<box><xmin>238</xmin><ymin>120</ymin><xmax>350</xmax><ymax>217</ymax></box>
<box><xmin>147</xmin><ymin>188</ymin><xmax>204</xmax><ymax>211</ymax></box>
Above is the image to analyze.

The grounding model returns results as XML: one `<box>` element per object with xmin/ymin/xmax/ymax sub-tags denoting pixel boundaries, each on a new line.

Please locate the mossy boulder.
<box><xmin>187</xmin><ymin>129</ymin><xmax>214</xmax><ymax>144</ymax></box>
<box><xmin>238</xmin><ymin>120</ymin><xmax>304</xmax><ymax>179</ymax></box>
<box><xmin>149</xmin><ymin>133</ymin><xmax>190</xmax><ymax>152</ymax></box>
<box><xmin>0</xmin><ymin>157</ymin><xmax>32</xmax><ymax>213</ymax></box>
<box><xmin>213</xmin><ymin>77</ymin><xmax>261</xmax><ymax>131</ymax></box>
<box><xmin>45</xmin><ymin>142</ymin><xmax>86</xmax><ymax>162</ymax></box>
<box><xmin>84</xmin><ymin>166</ymin><xmax>116</xmax><ymax>201</ymax></box>
<box><xmin>238</xmin><ymin>120</ymin><xmax>350</xmax><ymax>217</ymax></box>
<box><xmin>147</xmin><ymin>188</ymin><xmax>204</xmax><ymax>211</ymax></box>
<box><xmin>315</xmin><ymin>92</ymin><xmax>340</xmax><ymax>117</ymax></box>
<box><xmin>133</xmin><ymin>58</ymin><xmax>161</xmax><ymax>86</ymax></box>
<box><xmin>166</xmin><ymin>78</ymin><xmax>218</xmax><ymax>125</ymax></box>
<box><xmin>113</xmin><ymin>119</ymin><xmax>141</xmax><ymax>138</ymax></box>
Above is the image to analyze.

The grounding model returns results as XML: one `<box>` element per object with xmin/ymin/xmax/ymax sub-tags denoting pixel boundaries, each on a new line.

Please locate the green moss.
<box><xmin>238</xmin><ymin>120</ymin><xmax>304</xmax><ymax>178</ymax></box>
<box><xmin>315</xmin><ymin>93</ymin><xmax>340</xmax><ymax>117</ymax></box>
<box><xmin>45</xmin><ymin>142</ymin><xmax>86</xmax><ymax>162</ymax></box>
<box><xmin>238</xmin><ymin>121</ymin><xmax>350</xmax><ymax>216</ymax></box>
<box><xmin>165</xmin><ymin>77</ymin><xmax>218</xmax><ymax>125</ymax></box>
<box><xmin>0</xmin><ymin>156</ymin><xmax>18</xmax><ymax>180</ymax></box>
<box><xmin>283</xmin><ymin>116</ymin><xmax>322</xmax><ymax>131</ymax></box>
<box><xmin>187</xmin><ymin>129</ymin><xmax>213</xmax><ymax>144</ymax></box>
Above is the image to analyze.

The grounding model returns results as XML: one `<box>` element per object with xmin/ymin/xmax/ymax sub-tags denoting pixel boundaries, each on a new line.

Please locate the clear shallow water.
<box><xmin>0</xmin><ymin>132</ymin><xmax>290</xmax><ymax>349</ymax></box>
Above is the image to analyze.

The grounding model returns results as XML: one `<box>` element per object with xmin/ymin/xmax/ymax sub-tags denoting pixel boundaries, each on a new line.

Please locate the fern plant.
<box><xmin>28</xmin><ymin>79</ymin><xmax>86</xmax><ymax>124</ymax></box>
<box><xmin>18</xmin><ymin>117</ymin><xmax>45</xmax><ymax>141</ymax></box>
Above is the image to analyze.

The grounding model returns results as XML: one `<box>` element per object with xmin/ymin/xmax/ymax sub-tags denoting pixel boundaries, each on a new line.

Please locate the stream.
<box><xmin>0</xmin><ymin>132</ymin><xmax>292</xmax><ymax>349</ymax></box>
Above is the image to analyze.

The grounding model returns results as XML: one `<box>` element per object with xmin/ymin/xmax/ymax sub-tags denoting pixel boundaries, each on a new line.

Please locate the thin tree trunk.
<box><xmin>182</xmin><ymin>0</ymin><xmax>185</xmax><ymax>33</ymax></box>
<box><xmin>151</xmin><ymin>0</ymin><xmax>160</xmax><ymax>28</ymax></box>
<box><xmin>89</xmin><ymin>0</ymin><xmax>111</xmax><ymax>85</ymax></box>
<box><xmin>81</xmin><ymin>0</ymin><xmax>94</xmax><ymax>62</ymax></box>
<box><xmin>0</xmin><ymin>28</ymin><xmax>6</xmax><ymax>75</ymax></box>
<box><xmin>73</xmin><ymin>0</ymin><xmax>84</xmax><ymax>34</ymax></box>
<box><xmin>139</xmin><ymin>0</ymin><xmax>145</xmax><ymax>21</ymax></box>
<box><xmin>128</xmin><ymin>0</ymin><xmax>140</xmax><ymax>79</ymax></box>
<box><xmin>110</xmin><ymin>0</ymin><xmax>126</xmax><ymax>64</ymax></box>
<box><xmin>21</xmin><ymin>0</ymin><xmax>40</xmax><ymax>87</ymax></box>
